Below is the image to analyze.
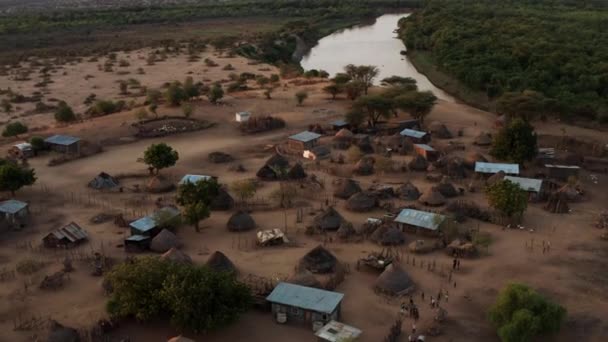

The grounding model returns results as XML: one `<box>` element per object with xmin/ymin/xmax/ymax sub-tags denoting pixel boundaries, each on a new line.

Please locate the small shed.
<box><xmin>43</xmin><ymin>222</ymin><xmax>88</xmax><ymax>248</ymax></box>
<box><xmin>413</xmin><ymin>144</ymin><xmax>438</xmax><ymax>162</ymax></box>
<box><xmin>397</xmin><ymin>119</ymin><xmax>420</xmax><ymax>130</ymax></box>
<box><xmin>394</xmin><ymin>209</ymin><xmax>445</xmax><ymax>236</ymax></box>
<box><xmin>129</xmin><ymin>207</ymin><xmax>180</xmax><ymax>237</ymax></box>
<box><xmin>330</xmin><ymin>119</ymin><xmax>349</xmax><ymax>131</ymax></box>
<box><xmin>289</xmin><ymin>131</ymin><xmax>322</xmax><ymax>151</ymax></box>
<box><xmin>504</xmin><ymin>176</ymin><xmax>544</xmax><ymax>200</ymax></box>
<box><xmin>545</xmin><ymin>164</ymin><xmax>580</xmax><ymax>181</ymax></box>
<box><xmin>304</xmin><ymin>145</ymin><xmax>331</xmax><ymax>160</ymax></box>
<box><xmin>257</xmin><ymin>229</ymin><xmax>289</xmax><ymax>246</ymax></box>
<box><xmin>179</xmin><ymin>174</ymin><xmax>213</xmax><ymax>185</ymax></box>
<box><xmin>10</xmin><ymin>142</ymin><xmax>34</xmax><ymax>159</ymax></box>
<box><xmin>315</xmin><ymin>321</ymin><xmax>362</xmax><ymax>342</ymax></box>
<box><xmin>0</xmin><ymin>199</ymin><xmax>29</xmax><ymax>230</ymax></box>
<box><xmin>475</xmin><ymin>162</ymin><xmax>519</xmax><ymax>175</ymax></box>
<box><xmin>235</xmin><ymin>111</ymin><xmax>251</xmax><ymax>123</ymax></box>
<box><xmin>44</xmin><ymin>135</ymin><xmax>81</xmax><ymax>154</ymax></box>
<box><xmin>266</xmin><ymin>282</ymin><xmax>344</xmax><ymax>328</ymax></box>
<box><xmin>400</xmin><ymin>129</ymin><xmax>430</xmax><ymax>144</ymax></box>
<box><xmin>124</xmin><ymin>234</ymin><xmax>151</xmax><ymax>252</ymax></box>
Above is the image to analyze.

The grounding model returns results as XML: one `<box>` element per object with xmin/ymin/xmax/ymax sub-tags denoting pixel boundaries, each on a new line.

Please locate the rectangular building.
<box><xmin>504</xmin><ymin>176</ymin><xmax>544</xmax><ymax>201</ymax></box>
<box><xmin>545</xmin><ymin>164</ymin><xmax>580</xmax><ymax>181</ymax></box>
<box><xmin>413</xmin><ymin>143</ymin><xmax>438</xmax><ymax>161</ymax></box>
<box><xmin>394</xmin><ymin>209</ymin><xmax>445</xmax><ymax>235</ymax></box>
<box><xmin>44</xmin><ymin>135</ymin><xmax>81</xmax><ymax>154</ymax></box>
<box><xmin>315</xmin><ymin>320</ymin><xmax>362</xmax><ymax>342</ymax></box>
<box><xmin>129</xmin><ymin>207</ymin><xmax>180</xmax><ymax>237</ymax></box>
<box><xmin>400</xmin><ymin>128</ymin><xmax>430</xmax><ymax>143</ymax></box>
<box><xmin>235</xmin><ymin>111</ymin><xmax>251</xmax><ymax>123</ymax></box>
<box><xmin>179</xmin><ymin>174</ymin><xmax>213</xmax><ymax>185</ymax></box>
<box><xmin>288</xmin><ymin>131</ymin><xmax>322</xmax><ymax>151</ymax></box>
<box><xmin>475</xmin><ymin>162</ymin><xmax>520</xmax><ymax>175</ymax></box>
<box><xmin>43</xmin><ymin>222</ymin><xmax>88</xmax><ymax>248</ymax></box>
<box><xmin>0</xmin><ymin>199</ymin><xmax>29</xmax><ymax>230</ymax></box>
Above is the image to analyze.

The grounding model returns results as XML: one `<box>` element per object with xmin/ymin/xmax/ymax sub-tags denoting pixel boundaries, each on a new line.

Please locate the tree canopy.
<box><xmin>485</xmin><ymin>179</ymin><xmax>528</xmax><ymax>219</ymax></box>
<box><xmin>490</xmin><ymin>118</ymin><xmax>537</xmax><ymax>164</ymax></box>
<box><xmin>489</xmin><ymin>283</ymin><xmax>566</xmax><ymax>342</ymax></box>
<box><xmin>208</xmin><ymin>84</ymin><xmax>224</xmax><ymax>104</ymax></box>
<box><xmin>143</xmin><ymin>143</ymin><xmax>179</xmax><ymax>174</ymax></box>
<box><xmin>2</xmin><ymin>121</ymin><xmax>28</xmax><ymax>137</ymax></box>
<box><xmin>176</xmin><ymin>178</ymin><xmax>220</xmax><ymax>207</ymax></box>
<box><xmin>0</xmin><ymin>162</ymin><xmax>36</xmax><ymax>195</ymax></box>
<box><xmin>54</xmin><ymin>101</ymin><xmax>76</xmax><ymax>123</ymax></box>
<box><xmin>400</xmin><ymin>0</ymin><xmax>608</xmax><ymax>122</ymax></box>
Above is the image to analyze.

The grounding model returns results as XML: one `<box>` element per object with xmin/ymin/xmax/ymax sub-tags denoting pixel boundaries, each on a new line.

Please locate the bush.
<box><xmin>54</xmin><ymin>101</ymin><xmax>76</xmax><ymax>123</ymax></box>
<box><xmin>490</xmin><ymin>118</ymin><xmax>537</xmax><ymax>164</ymax></box>
<box><xmin>485</xmin><ymin>180</ymin><xmax>527</xmax><ymax>219</ymax></box>
<box><xmin>89</xmin><ymin>100</ymin><xmax>126</xmax><ymax>116</ymax></box>
<box><xmin>295</xmin><ymin>90</ymin><xmax>308</xmax><ymax>105</ymax></box>
<box><xmin>2</xmin><ymin>121</ymin><xmax>28</xmax><ymax>137</ymax></box>
<box><xmin>30</xmin><ymin>136</ymin><xmax>45</xmax><ymax>151</ymax></box>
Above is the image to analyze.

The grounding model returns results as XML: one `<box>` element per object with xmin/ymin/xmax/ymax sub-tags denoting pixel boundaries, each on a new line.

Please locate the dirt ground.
<box><xmin>0</xmin><ymin>48</ymin><xmax>607</xmax><ymax>342</ymax></box>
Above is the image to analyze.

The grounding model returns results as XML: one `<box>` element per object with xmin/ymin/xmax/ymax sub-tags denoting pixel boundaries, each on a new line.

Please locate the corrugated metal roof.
<box><xmin>14</xmin><ymin>142</ymin><xmax>32</xmax><ymax>151</ymax></box>
<box><xmin>315</xmin><ymin>321</ymin><xmax>362</xmax><ymax>342</ymax></box>
<box><xmin>394</xmin><ymin>209</ymin><xmax>445</xmax><ymax>231</ymax></box>
<box><xmin>49</xmin><ymin>222</ymin><xmax>88</xmax><ymax>242</ymax></box>
<box><xmin>475</xmin><ymin>162</ymin><xmax>520</xmax><ymax>174</ymax></box>
<box><xmin>331</xmin><ymin>119</ymin><xmax>348</xmax><ymax>127</ymax></box>
<box><xmin>179</xmin><ymin>174</ymin><xmax>212</xmax><ymax>185</ymax></box>
<box><xmin>266</xmin><ymin>282</ymin><xmax>344</xmax><ymax>314</ymax></box>
<box><xmin>125</xmin><ymin>235</ymin><xmax>150</xmax><ymax>242</ymax></box>
<box><xmin>44</xmin><ymin>135</ymin><xmax>80</xmax><ymax>146</ymax></box>
<box><xmin>414</xmin><ymin>143</ymin><xmax>435</xmax><ymax>152</ymax></box>
<box><xmin>545</xmin><ymin>164</ymin><xmax>580</xmax><ymax>169</ymax></box>
<box><xmin>400</xmin><ymin>128</ymin><xmax>427</xmax><ymax>139</ymax></box>
<box><xmin>504</xmin><ymin>176</ymin><xmax>543</xmax><ymax>193</ymax></box>
<box><xmin>289</xmin><ymin>131</ymin><xmax>322</xmax><ymax>143</ymax></box>
<box><xmin>236</xmin><ymin>111</ymin><xmax>250</xmax><ymax>116</ymax></box>
<box><xmin>0</xmin><ymin>199</ymin><xmax>28</xmax><ymax>214</ymax></box>
<box><xmin>129</xmin><ymin>207</ymin><xmax>180</xmax><ymax>233</ymax></box>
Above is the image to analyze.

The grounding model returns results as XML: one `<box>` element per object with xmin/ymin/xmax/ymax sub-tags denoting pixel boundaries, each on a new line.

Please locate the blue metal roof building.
<box><xmin>0</xmin><ymin>199</ymin><xmax>28</xmax><ymax>214</ymax></box>
<box><xmin>413</xmin><ymin>143</ymin><xmax>435</xmax><ymax>152</ymax></box>
<box><xmin>267</xmin><ymin>282</ymin><xmax>344</xmax><ymax>314</ymax></box>
<box><xmin>179</xmin><ymin>174</ymin><xmax>213</xmax><ymax>185</ymax></box>
<box><xmin>475</xmin><ymin>162</ymin><xmax>520</xmax><ymax>175</ymax></box>
<box><xmin>330</xmin><ymin>119</ymin><xmax>349</xmax><ymax>128</ymax></box>
<box><xmin>44</xmin><ymin>135</ymin><xmax>80</xmax><ymax>146</ymax></box>
<box><xmin>394</xmin><ymin>209</ymin><xmax>445</xmax><ymax>231</ymax></box>
<box><xmin>400</xmin><ymin>128</ymin><xmax>427</xmax><ymax>139</ymax></box>
<box><xmin>129</xmin><ymin>207</ymin><xmax>180</xmax><ymax>235</ymax></box>
<box><xmin>289</xmin><ymin>131</ymin><xmax>322</xmax><ymax>143</ymax></box>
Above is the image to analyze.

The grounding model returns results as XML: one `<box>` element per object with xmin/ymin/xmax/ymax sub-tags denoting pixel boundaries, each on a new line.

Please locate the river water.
<box><xmin>300</xmin><ymin>13</ymin><xmax>453</xmax><ymax>101</ymax></box>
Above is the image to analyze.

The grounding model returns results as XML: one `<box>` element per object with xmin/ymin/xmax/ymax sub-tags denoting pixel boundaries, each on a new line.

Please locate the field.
<box><xmin>0</xmin><ymin>44</ymin><xmax>608</xmax><ymax>342</ymax></box>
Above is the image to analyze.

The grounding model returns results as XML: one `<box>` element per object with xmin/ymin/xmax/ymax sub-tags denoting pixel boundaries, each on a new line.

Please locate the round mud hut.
<box><xmin>88</xmin><ymin>172</ymin><xmax>119</xmax><ymax>190</ymax></box>
<box><xmin>288</xmin><ymin>270</ymin><xmax>322</xmax><ymax>288</ymax></box>
<box><xmin>473</xmin><ymin>132</ymin><xmax>492</xmax><ymax>146</ymax></box>
<box><xmin>210</xmin><ymin>188</ymin><xmax>234</xmax><ymax>211</ymax></box>
<box><xmin>161</xmin><ymin>248</ymin><xmax>193</xmax><ymax>265</ymax></box>
<box><xmin>313</xmin><ymin>206</ymin><xmax>344</xmax><ymax>231</ymax></box>
<box><xmin>408</xmin><ymin>155</ymin><xmax>429</xmax><ymax>172</ymax></box>
<box><xmin>486</xmin><ymin>171</ymin><xmax>506</xmax><ymax>186</ymax></box>
<box><xmin>437</xmin><ymin>177</ymin><xmax>459</xmax><ymax>198</ymax></box>
<box><xmin>465</xmin><ymin>152</ymin><xmax>488</xmax><ymax>169</ymax></box>
<box><xmin>346</xmin><ymin>192</ymin><xmax>377</xmax><ymax>212</ymax></box>
<box><xmin>288</xmin><ymin>163</ymin><xmax>307</xmax><ymax>180</ymax></box>
<box><xmin>396</xmin><ymin>182</ymin><xmax>421</xmax><ymax>200</ymax></box>
<box><xmin>150</xmin><ymin>229</ymin><xmax>181</xmax><ymax>253</ymax></box>
<box><xmin>298</xmin><ymin>245</ymin><xmax>338</xmax><ymax>274</ymax></box>
<box><xmin>545</xmin><ymin>192</ymin><xmax>570</xmax><ymax>214</ymax></box>
<box><xmin>227</xmin><ymin>211</ymin><xmax>256</xmax><ymax>232</ymax></box>
<box><xmin>374</xmin><ymin>263</ymin><xmax>415</xmax><ymax>296</ymax></box>
<box><xmin>336</xmin><ymin>221</ymin><xmax>356</xmax><ymax>241</ymax></box>
<box><xmin>354</xmin><ymin>156</ymin><xmax>375</xmax><ymax>175</ymax></box>
<box><xmin>333</xmin><ymin>178</ymin><xmax>362</xmax><ymax>199</ymax></box>
<box><xmin>428</xmin><ymin>121</ymin><xmax>452</xmax><ymax>139</ymax></box>
<box><xmin>418</xmin><ymin>188</ymin><xmax>447</xmax><ymax>207</ymax></box>
<box><xmin>206</xmin><ymin>251</ymin><xmax>238</xmax><ymax>274</ymax></box>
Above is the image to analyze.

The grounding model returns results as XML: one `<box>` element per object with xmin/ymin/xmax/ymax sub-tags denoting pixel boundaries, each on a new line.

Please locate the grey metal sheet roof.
<box><xmin>266</xmin><ymin>282</ymin><xmax>344</xmax><ymax>314</ymax></box>
<box><xmin>129</xmin><ymin>207</ymin><xmax>180</xmax><ymax>233</ymax></box>
<box><xmin>0</xmin><ymin>199</ymin><xmax>28</xmax><ymax>214</ymax></box>
<box><xmin>545</xmin><ymin>164</ymin><xmax>581</xmax><ymax>169</ymax></box>
<box><xmin>14</xmin><ymin>142</ymin><xmax>32</xmax><ymax>151</ymax></box>
<box><xmin>125</xmin><ymin>235</ymin><xmax>150</xmax><ymax>242</ymax></box>
<box><xmin>414</xmin><ymin>143</ymin><xmax>435</xmax><ymax>152</ymax></box>
<box><xmin>504</xmin><ymin>176</ymin><xmax>543</xmax><ymax>193</ymax></box>
<box><xmin>331</xmin><ymin>119</ymin><xmax>348</xmax><ymax>127</ymax></box>
<box><xmin>289</xmin><ymin>131</ymin><xmax>322</xmax><ymax>143</ymax></box>
<box><xmin>400</xmin><ymin>128</ymin><xmax>427</xmax><ymax>139</ymax></box>
<box><xmin>44</xmin><ymin>135</ymin><xmax>80</xmax><ymax>146</ymax></box>
<box><xmin>394</xmin><ymin>209</ymin><xmax>445</xmax><ymax>231</ymax></box>
<box><xmin>179</xmin><ymin>174</ymin><xmax>212</xmax><ymax>185</ymax></box>
<box><xmin>315</xmin><ymin>320</ymin><xmax>362</xmax><ymax>342</ymax></box>
<box><xmin>475</xmin><ymin>162</ymin><xmax>520</xmax><ymax>174</ymax></box>
<box><xmin>49</xmin><ymin>222</ymin><xmax>88</xmax><ymax>242</ymax></box>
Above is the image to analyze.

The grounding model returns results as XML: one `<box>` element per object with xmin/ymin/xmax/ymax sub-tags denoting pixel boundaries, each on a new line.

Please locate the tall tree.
<box><xmin>176</xmin><ymin>178</ymin><xmax>220</xmax><ymax>207</ymax></box>
<box><xmin>352</xmin><ymin>94</ymin><xmax>394</xmax><ymax>127</ymax></box>
<box><xmin>0</xmin><ymin>163</ymin><xmax>36</xmax><ymax>196</ymax></box>
<box><xmin>208</xmin><ymin>84</ymin><xmax>224</xmax><ymax>104</ymax></box>
<box><xmin>143</xmin><ymin>143</ymin><xmax>179</xmax><ymax>174</ymax></box>
<box><xmin>183</xmin><ymin>202</ymin><xmax>210</xmax><ymax>232</ymax></box>
<box><xmin>2</xmin><ymin>121</ymin><xmax>28</xmax><ymax>138</ymax></box>
<box><xmin>323</xmin><ymin>84</ymin><xmax>342</xmax><ymax>100</ymax></box>
<box><xmin>485</xmin><ymin>179</ymin><xmax>528</xmax><ymax>220</ymax></box>
<box><xmin>395</xmin><ymin>90</ymin><xmax>438</xmax><ymax>123</ymax></box>
<box><xmin>497</xmin><ymin>90</ymin><xmax>551</xmax><ymax>121</ymax></box>
<box><xmin>490</xmin><ymin>118</ymin><xmax>537</xmax><ymax>164</ymax></box>
<box><xmin>344</xmin><ymin>64</ymin><xmax>379</xmax><ymax>94</ymax></box>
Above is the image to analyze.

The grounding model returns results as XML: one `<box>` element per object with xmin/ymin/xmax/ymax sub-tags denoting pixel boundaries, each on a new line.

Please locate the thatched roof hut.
<box><xmin>418</xmin><ymin>188</ymin><xmax>446</xmax><ymax>206</ymax></box>
<box><xmin>146</xmin><ymin>175</ymin><xmax>175</xmax><ymax>193</ymax></box>
<box><xmin>313</xmin><ymin>206</ymin><xmax>344</xmax><ymax>231</ymax></box>
<box><xmin>227</xmin><ymin>211</ymin><xmax>256</xmax><ymax>232</ymax></box>
<box><xmin>298</xmin><ymin>245</ymin><xmax>338</xmax><ymax>274</ymax></box>
<box><xmin>557</xmin><ymin>184</ymin><xmax>583</xmax><ymax>202</ymax></box>
<box><xmin>545</xmin><ymin>192</ymin><xmax>569</xmax><ymax>214</ymax></box>
<box><xmin>150</xmin><ymin>229</ymin><xmax>181</xmax><ymax>253</ymax></box>
<box><xmin>443</xmin><ymin>157</ymin><xmax>467</xmax><ymax>179</ymax></box>
<box><xmin>206</xmin><ymin>251</ymin><xmax>237</xmax><ymax>274</ymax></box>
<box><xmin>486</xmin><ymin>171</ymin><xmax>506</xmax><ymax>186</ymax></box>
<box><xmin>379</xmin><ymin>227</ymin><xmax>406</xmax><ymax>246</ymax></box>
<box><xmin>465</xmin><ymin>152</ymin><xmax>488</xmax><ymax>169</ymax></box>
<box><xmin>288</xmin><ymin>163</ymin><xmax>307</xmax><ymax>180</ymax></box>
<box><xmin>335</xmin><ymin>128</ymin><xmax>354</xmax><ymax>138</ymax></box>
<box><xmin>265</xmin><ymin>153</ymin><xmax>289</xmax><ymax>169</ymax></box>
<box><xmin>88</xmin><ymin>172</ymin><xmax>119</xmax><ymax>190</ymax></box>
<box><xmin>397</xmin><ymin>182</ymin><xmax>421</xmax><ymax>200</ymax></box>
<box><xmin>333</xmin><ymin>178</ymin><xmax>362</xmax><ymax>199</ymax></box>
<box><xmin>374</xmin><ymin>263</ymin><xmax>415</xmax><ymax>296</ymax></box>
<box><xmin>161</xmin><ymin>248</ymin><xmax>193</xmax><ymax>265</ymax></box>
<box><xmin>210</xmin><ymin>188</ymin><xmax>234</xmax><ymax>211</ymax></box>
<box><xmin>474</xmin><ymin>132</ymin><xmax>492</xmax><ymax>146</ymax></box>
<box><xmin>47</xmin><ymin>321</ymin><xmax>80</xmax><ymax>342</ymax></box>
<box><xmin>336</xmin><ymin>221</ymin><xmax>356</xmax><ymax>240</ymax></box>
<box><xmin>208</xmin><ymin>151</ymin><xmax>234</xmax><ymax>163</ymax></box>
<box><xmin>346</xmin><ymin>192</ymin><xmax>377</xmax><ymax>212</ymax></box>
<box><xmin>256</xmin><ymin>165</ymin><xmax>278</xmax><ymax>180</ymax></box>
<box><xmin>437</xmin><ymin>177</ymin><xmax>459</xmax><ymax>198</ymax></box>
<box><xmin>428</xmin><ymin>121</ymin><xmax>452</xmax><ymax>139</ymax></box>
<box><xmin>288</xmin><ymin>270</ymin><xmax>322</xmax><ymax>288</ymax></box>
<box><xmin>354</xmin><ymin>156</ymin><xmax>375</xmax><ymax>175</ymax></box>
<box><xmin>408</xmin><ymin>155</ymin><xmax>429</xmax><ymax>171</ymax></box>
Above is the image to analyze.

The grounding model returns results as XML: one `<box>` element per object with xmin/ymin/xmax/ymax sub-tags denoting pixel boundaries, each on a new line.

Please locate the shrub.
<box><xmin>54</xmin><ymin>102</ymin><xmax>76</xmax><ymax>123</ymax></box>
<box><xmin>2</xmin><ymin>121</ymin><xmax>28</xmax><ymax>137</ymax></box>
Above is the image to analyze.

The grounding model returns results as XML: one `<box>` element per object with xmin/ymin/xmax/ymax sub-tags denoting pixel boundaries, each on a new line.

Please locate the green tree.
<box><xmin>54</xmin><ymin>101</ymin><xmax>76</xmax><ymax>123</ymax></box>
<box><xmin>344</xmin><ymin>81</ymin><xmax>365</xmax><ymax>100</ymax></box>
<box><xmin>135</xmin><ymin>108</ymin><xmax>148</xmax><ymax>121</ymax></box>
<box><xmin>181</xmin><ymin>102</ymin><xmax>193</xmax><ymax>118</ymax></box>
<box><xmin>352</xmin><ymin>94</ymin><xmax>394</xmax><ymax>127</ymax></box>
<box><xmin>323</xmin><ymin>84</ymin><xmax>342</xmax><ymax>100</ymax></box>
<box><xmin>382</xmin><ymin>76</ymin><xmax>417</xmax><ymax>88</ymax></box>
<box><xmin>29</xmin><ymin>136</ymin><xmax>45</xmax><ymax>152</ymax></box>
<box><xmin>119</xmin><ymin>81</ymin><xmax>128</xmax><ymax>95</ymax></box>
<box><xmin>176</xmin><ymin>178</ymin><xmax>220</xmax><ymax>207</ymax></box>
<box><xmin>2</xmin><ymin>122</ymin><xmax>28</xmax><ymax>137</ymax></box>
<box><xmin>497</xmin><ymin>90</ymin><xmax>552</xmax><ymax>121</ymax></box>
<box><xmin>183</xmin><ymin>76</ymin><xmax>200</xmax><ymax>99</ymax></box>
<box><xmin>489</xmin><ymin>283</ymin><xmax>566</xmax><ymax>342</ymax></box>
<box><xmin>208</xmin><ymin>84</ymin><xmax>224</xmax><ymax>104</ymax></box>
<box><xmin>490</xmin><ymin>118</ymin><xmax>537</xmax><ymax>164</ymax></box>
<box><xmin>1</xmin><ymin>99</ymin><xmax>12</xmax><ymax>113</ymax></box>
<box><xmin>345</xmin><ymin>109</ymin><xmax>366</xmax><ymax>128</ymax></box>
<box><xmin>295</xmin><ymin>90</ymin><xmax>308</xmax><ymax>106</ymax></box>
<box><xmin>256</xmin><ymin>76</ymin><xmax>270</xmax><ymax>88</ymax></box>
<box><xmin>269</xmin><ymin>74</ymin><xmax>280</xmax><ymax>84</ymax></box>
<box><xmin>0</xmin><ymin>163</ymin><xmax>36</xmax><ymax>196</ymax></box>
<box><xmin>143</xmin><ymin>143</ymin><xmax>179</xmax><ymax>174</ymax></box>
<box><xmin>164</xmin><ymin>81</ymin><xmax>187</xmax><ymax>106</ymax></box>
<box><xmin>146</xmin><ymin>89</ymin><xmax>162</xmax><ymax>105</ymax></box>
<box><xmin>332</xmin><ymin>73</ymin><xmax>352</xmax><ymax>85</ymax></box>
<box><xmin>344</xmin><ymin>64</ymin><xmax>379</xmax><ymax>94</ymax></box>
<box><xmin>485</xmin><ymin>180</ymin><xmax>528</xmax><ymax>220</ymax></box>
<box><xmin>395</xmin><ymin>90</ymin><xmax>437</xmax><ymax>123</ymax></box>
<box><xmin>230</xmin><ymin>179</ymin><xmax>256</xmax><ymax>206</ymax></box>
<box><xmin>183</xmin><ymin>202</ymin><xmax>210</xmax><ymax>232</ymax></box>
<box><xmin>264</xmin><ymin>88</ymin><xmax>273</xmax><ymax>100</ymax></box>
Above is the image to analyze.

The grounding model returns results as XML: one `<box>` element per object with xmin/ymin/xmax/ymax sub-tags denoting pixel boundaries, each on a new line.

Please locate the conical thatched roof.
<box><xmin>298</xmin><ymin>245</ymin><xmax>338</xmax><ymax>274</ymax></box>
<box><xmin>474</xmin><ymin>132</ymin><xmax>492</xmax><ymax>146</ymax></box>
<box><xmin>313</xmin><ymin>206</ymin><xmax>344</xmax><ymax>231</ymax></box>
<box><xmin>545</xmin><ymin>192</ymin><xmax>569</xmax><ymax>214</ymax></box>
<box><xmin>557</xmin><ymin>184</ymin><xmax>582</xmax><ymax>202</ymax></box>
<box><xmin>88</xmin><ymin>172</ymin><xmax>119</xmax><ymax>190</ymax></box>
<box><xmin>379</xmin><ymin>227</ymin><xmax>406</xmax><ymax>246</ymax></box>
<box><xmin>206</xmin><ymin>251</ymin><xmax>237</xmax><ymax>274</ymax></box>
<box><xmin>336</xmin><ymin>221</ymin><xmax>356</xmax><ymax>240</ymax></box>
<box><xmin>437</xmin><ymin>177</ymin><xmax>459</xmax><ymax>198</ymax></box>
<box><xmin>335</xmin><ymin>128</ymin><xmax>354</xmax><ymax>138</ymax></box>
<box><xmin>150</xmin><ymin>229</ymin><xmax>181</xmax><ymax>253</ymax></box>
<box><xmin>486</xmin><ymin>171</ymin><xmax>506</xmax><ymax>186</ymax></box>
<box><xmin>288</xmin><ymin>163</ymin><xmax>307</xmax><ymax>180</ymax></box>
<box><xmin>265</xmin><ymin>153</ymin><xmax>289</xmax><ymax>169</ymax></box>
<box><xmin>146</xmin><ymin>175</ymin><xmax>175</xmax><ymax>193</ymax></box>
<box><xmin>354</xmin><ymin>157</ymin><xmax>375</xmax><ymax>175</ymax></box>
<box><xmin>227</xmin><ymin>210</ymin><xmax>256</xmax><ymax>232</ymax></box>
<box><xmin>418</xmin><ymin>188</ymin><xmax>446</xmax><ymax>206</ymax></box>
<box><xmin>161</xmin><ymin>248</ymin><xmax>193</xmax><ymax>265</ymax></box>
<box><xmin>375</xmin><ymin>263</ymin><xmax>415</xmax><ymax>296</ymax></box>
<box><xmin>443</xmin><ymin>157</ymin><xmax>467</xmax><ymax>179</ymax></box>
<box><xmin>357</xmin><ymin>141</ymin><xmax>375</xmax><ymax>154</ymax></box>
<box><xmin>288</xmin><ymin>270</ymin><xmax>322</xmax><ymax>288</ymax></box>
<box><xmin>256</xmin><ymin>165</ymin><xmax>278</xmax><ymax>180</ymax></box>
<box><xmin>428</xmin><ymin>121</ymin><xmax>452</xmax><ymax>139</ymax></box>
<box><xmin>47</xmin><ymin>321</ymin><xmax>80</xmax><ymax>342</ymax></box>
<box><xmin>465</xmin><ymin>152</ymin><xmax>487</xmax><ymax>169</ymax></box>
<box><xmin>346</xmin><ymin>192</ymin><xmax>376</xmax><ymax>212</ymax></box>
<box><xmin>408</xmin><ymin>155</ymin><xmax>429</xmax><ymax>171</ymax></box>
<box><xmin>210</xmin><ymin>188</ymin><xmax>234</xmax><ymax>211</ymax></box>
<box><xmin>168</xmin><ymin>336</ymin><xmax>195</xmax><ymax>342</ymax></box>
<box><xmin>397</xmin><ymin>182</ymin><xmax>421</xmax><ymax>200</ymax></box>
<box><xmin>333</xmin><ymin>178</ymin><xmax>362</xmax><ymax>199</ymax></box>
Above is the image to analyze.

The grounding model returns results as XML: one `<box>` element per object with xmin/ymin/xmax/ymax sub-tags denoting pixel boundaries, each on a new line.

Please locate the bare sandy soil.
<box><xmin>0</xmin><ymin>49</ymin><xmax>607</xmax><ymax>342</ymax></box>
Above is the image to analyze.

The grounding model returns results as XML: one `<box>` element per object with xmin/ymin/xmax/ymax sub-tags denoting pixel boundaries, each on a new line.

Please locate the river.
<box><xmin>300</xmin><ymin>13</ymin><xmax>453</xmax><ymax>101</ymax></box>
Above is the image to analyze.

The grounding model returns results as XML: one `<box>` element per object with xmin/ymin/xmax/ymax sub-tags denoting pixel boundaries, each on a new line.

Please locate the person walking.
<box><xmin>456</xmin><ymin>259</ymin><xmax>461</xmax><ymax>270</ymax></box>
<box><xmin>430</xmin><ymin>296</ymin><xmax>436</xmax><ymax>308</ymax></box>
<box><xmin>452</xmin><ymin>258</ymin><xmax>457</xmax><ymax>270</ymax></box>
<box><xmin>421</xmin><ymin>291</ymin><xmax>425</xmax><ymax>301</ymax></box>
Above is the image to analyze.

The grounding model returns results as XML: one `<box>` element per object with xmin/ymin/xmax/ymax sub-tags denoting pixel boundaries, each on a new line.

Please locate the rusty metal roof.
<box><xmin>48</xmin><ymin>222</ymin><xmax>88</xmax><ymax>242</ymax></box>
